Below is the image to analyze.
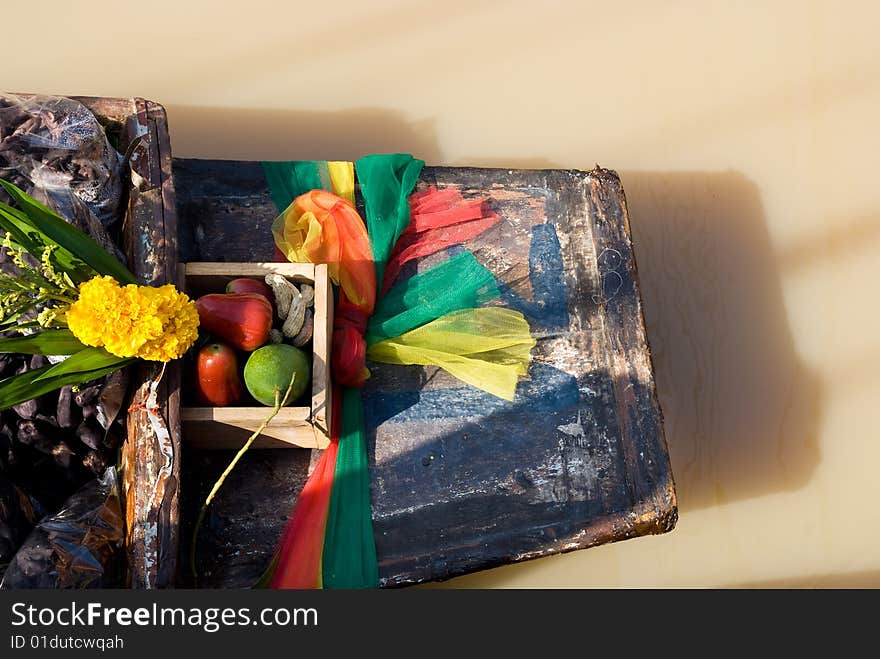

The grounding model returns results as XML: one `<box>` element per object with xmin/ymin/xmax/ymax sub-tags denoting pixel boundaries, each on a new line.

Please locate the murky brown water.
<box><xmin>8</xmin><ymin>0</ymin><xmax>878</xmax><ymax>587</ymax></box>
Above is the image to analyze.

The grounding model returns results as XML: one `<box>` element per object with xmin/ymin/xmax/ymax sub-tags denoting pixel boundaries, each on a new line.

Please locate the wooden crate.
<box><xmin>179</xmin><ymin>262</ymin><xmax>333</xmax><ymax>450</ymax></box>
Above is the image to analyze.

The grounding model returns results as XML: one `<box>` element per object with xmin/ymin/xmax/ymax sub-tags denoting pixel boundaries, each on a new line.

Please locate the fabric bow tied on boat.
<box><xmin>262</xmin><ymin>154</ymin><xmax>536</xmax><ymax>589</ymax></box>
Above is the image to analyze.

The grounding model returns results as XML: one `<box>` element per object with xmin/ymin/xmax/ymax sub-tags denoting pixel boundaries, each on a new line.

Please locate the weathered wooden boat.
<box><xmin>46</xmin><ymin>97</ymin><xmax>676</xmax><ymax>588</ymax></box>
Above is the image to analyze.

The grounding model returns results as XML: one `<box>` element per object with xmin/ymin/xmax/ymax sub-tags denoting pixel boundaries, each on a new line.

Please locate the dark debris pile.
<box><xmin>0</xmin><ymin>94</ymin><xmax>129</xmax><ymax>584</ymax></box>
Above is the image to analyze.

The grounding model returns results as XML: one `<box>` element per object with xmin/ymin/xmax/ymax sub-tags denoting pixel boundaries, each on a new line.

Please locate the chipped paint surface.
<box><xmin>557</xmin><ymin>410</ymin><xmax>587</xmax><ymax>440</ymax></box>
<box><xmin>101</xmin><ymin>96</ymin><xmax>182</xmax><ymax>589</ymax></box>
<box><xmin>134</xmin><ymin>366</ymin><xmax>175</xmax><ymax>590</ymax></box>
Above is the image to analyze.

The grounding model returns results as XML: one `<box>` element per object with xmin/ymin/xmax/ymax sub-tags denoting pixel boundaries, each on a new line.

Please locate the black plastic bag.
<box><xmin>0</xmin><ymin>474</ymin><xmax>44</xmax><ymax>574</ymax></box>
<box><xmin>0</xmin><ymin>467</ymin><xmax>123</xmax><ymax>589</ymax></box>
<box><xmin>0</xmin><ymin>93</ymin><xmax>124</xmax><ymax>260</ymax></box>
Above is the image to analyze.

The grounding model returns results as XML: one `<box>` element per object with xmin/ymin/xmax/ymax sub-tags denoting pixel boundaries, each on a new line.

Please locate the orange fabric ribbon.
<box><xmin>272</xmin><ymin>189</ymin><xmax>376</xmax><ymax>386</ymax></box>
<box><xmin>273</xmin><ymin>189</ymin><xmax>376</xmax><ymax>315</ymax></box>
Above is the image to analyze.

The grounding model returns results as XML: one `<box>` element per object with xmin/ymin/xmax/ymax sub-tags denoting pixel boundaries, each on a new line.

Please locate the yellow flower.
<box><xmin>67</xmin><ymin>276</ymin><xmax>199</xmax><ymax>362</ymax></box>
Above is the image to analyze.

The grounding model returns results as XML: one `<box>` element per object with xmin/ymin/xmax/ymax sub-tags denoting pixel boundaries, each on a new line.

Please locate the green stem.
<box><xmin>189</xmin><ymin>373</ymin><xmax>296</xmax><ymax>586</ymax></box>
<box><xmin>45</xmin><ymin>295</ymin><xmax>75</xmax><ymax>305</ymax></box>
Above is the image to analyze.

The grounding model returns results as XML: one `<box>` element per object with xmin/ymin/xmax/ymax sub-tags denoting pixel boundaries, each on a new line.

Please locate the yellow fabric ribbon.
<box><xmin>327</xmin><ymin>161</ymin><xmax>355</xmax><ymax>204</ymax></box>
<box><xmin>367</xmin><ymin>307</ymin><xmax>536</xmax><ymax>401</ymax></box>
<box><xmin>272</xmin><ymin>185</ymin><xmax>375</xmax><ymax>313</ymax></box>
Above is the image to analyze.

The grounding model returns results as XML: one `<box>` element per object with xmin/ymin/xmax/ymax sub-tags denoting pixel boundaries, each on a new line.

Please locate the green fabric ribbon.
<box><xmin>262</xmin><ymin>161</ymin><xmax>329</xmax><ymax>212</ymax></box>
<box><xmin>321</xmin><ymin>154</ymin><xmax>423</xmax><ymax>588</ymax></box>
<box><xmin>355</xmin><ymin>154</ymin><xmax>424</xmax><ymax>287</ymax></box>
<box><xmin>367</xmin><ymin>250</ymin><xmax>500</xmax><ymax>345</ymax></box>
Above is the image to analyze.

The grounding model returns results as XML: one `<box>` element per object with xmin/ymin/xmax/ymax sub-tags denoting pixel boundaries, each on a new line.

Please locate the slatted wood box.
<box><xmin>179</xmin><ymin>262</ymin><xmax>333</xmax><ymax>450</ymax></box>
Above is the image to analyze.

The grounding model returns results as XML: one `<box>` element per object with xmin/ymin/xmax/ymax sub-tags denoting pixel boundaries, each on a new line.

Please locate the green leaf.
<box><xmin>0</xmin><ymin>204</ymin><xmax>44</xmax><ymax>255</ymax></box>
<box><xmin>32</xmin><ymin>346</ymin><xmax>127</xmax><ymax>382</ymax></box>
<box><xmin>0</xmin><ymin>203</ymin><xmax>95</xmax><ymax>283</ymax></box>
<box><xmin>0</xmin><ymin>179</ymin><xmax>137</xmax><ymax>285</ymax></box>
<box><xmin>0</xmin><ymin>330</ymin><xmax>87</xmax><ymax>355</ymax></box>
<box><xmin>0</xmin><ymin>199</ymin><xmax>27</xmax><ymax>220</ymax></box>
<box><xmin>0</xmin><ymin>360</ymin><xmax>134</xmax><ymax>411</ymax></box>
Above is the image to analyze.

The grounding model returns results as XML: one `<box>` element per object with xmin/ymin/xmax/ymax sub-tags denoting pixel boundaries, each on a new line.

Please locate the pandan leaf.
<box><xmin>0</xmin><ymin>359</ymin><xmax>134</xmax><ymax>411</ymax></box>
<box><xmin>0</xmin><ymin>203</ymin><xmax>95</xmax><ymax>283</ymax></box>
<box><xmin>0</xmin><ymin>179</ymin><xmax>137</xmax><ymax>285</ymax></box>
<box><xmin>0</xmin><ymin>330</ymin><xmax>87</xmax><ymax>356</ymax></box>
<box><xmin>0</xmin><ymin>204</ymin><xmax>45</xmax><ymax>255</ymax></box>
<box><xmin>32</xmin><ymin>346</ymin><xmax>127</xmax><ymax>382</ymax></box>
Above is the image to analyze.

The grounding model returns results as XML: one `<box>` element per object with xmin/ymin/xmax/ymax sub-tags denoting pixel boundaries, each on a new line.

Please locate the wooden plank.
<box><xmin>180</xmin><ymin>407</ymin><xmax>325</xmax><ymax>449</ymax></box>
<box><xmin>75</xmin><ymin>97</ymin><xmax>181</xmax><ymax>589</ymax></box>
<box><xmin>586</xmin><ymin>170</ymin><xmax>676</xmax><ymax>533</ymax></box>
<box><xmin>184</xmin><ymin>261</ymin><xmax>314</xmax><ymax>281</ymax></box>
<box><xmin>183</xmin><ymin>262</ymin><xmax>314</xmax><ymax>297</ymax></box>
<box><xmin>148</xmin><ymin>99</ymin><xmax>183</xmax><ymax>591</ymax></box>
<box><xmin>311</xmin><ymin>263</ymin><xmax>332</xmax><ymax>441</ymax></box>
<box><xmin>173</xmin><ymin>158</ymin><xmax>676</xmax><ymax>588</ymax></box>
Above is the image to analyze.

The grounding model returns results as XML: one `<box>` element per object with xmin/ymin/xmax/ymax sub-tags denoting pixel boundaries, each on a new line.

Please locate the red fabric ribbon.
<box><xmin>332</xmin><ymin>294</ymin><xmax>370</xmax><ymax>387</ymax></box>
<box><xmin>381</xmin><ymin>186</ymin><xmax>501</xmax><ymax>295</ymax></box>
<box><xmin>268</xmin><ymin>383</ymin><xmax>341</xmax><ymax>589</ymax></box>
